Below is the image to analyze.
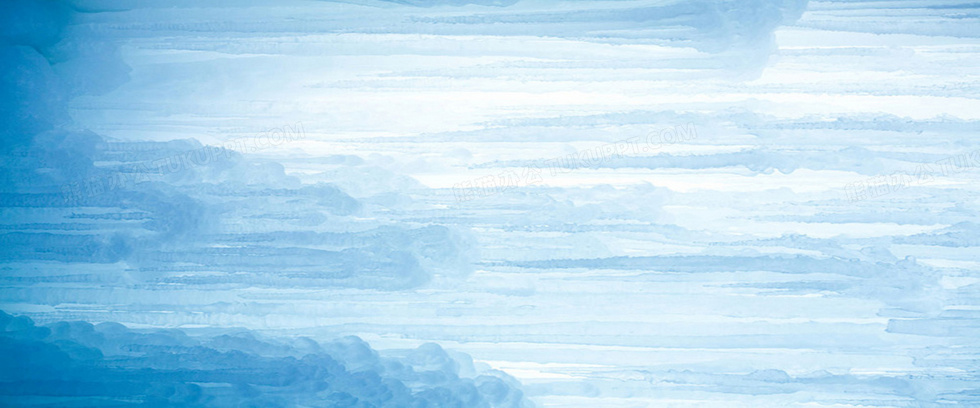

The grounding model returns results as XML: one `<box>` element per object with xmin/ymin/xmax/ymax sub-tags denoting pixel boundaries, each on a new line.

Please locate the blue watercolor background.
<box><xmin>2</xmin><ymin>0</ymin><xmax>979</xmax><ymax>406</ymax></box>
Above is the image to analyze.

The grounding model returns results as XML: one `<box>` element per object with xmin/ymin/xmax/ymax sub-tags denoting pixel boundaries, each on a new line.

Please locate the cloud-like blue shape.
<box><xmin>0</xmin><ymin>310</ymin><xmax>531</xmax><ymax>407</ymax></box>
<box><xmin>0</xmin><ymin>0</ymin><xmax>474</xmax><ymax>291</ymax></box>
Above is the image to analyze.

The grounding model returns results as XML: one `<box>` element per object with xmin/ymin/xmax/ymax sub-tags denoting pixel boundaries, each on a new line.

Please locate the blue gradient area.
<box><xmin>0</xmin><ymin>311</ymin><xmax>528</xmax><ymax>407</ymax></box>
<box><xmin>2</xmin><ymin>0</ymin><xmax>980</xmax><ymax>407</ymax></box>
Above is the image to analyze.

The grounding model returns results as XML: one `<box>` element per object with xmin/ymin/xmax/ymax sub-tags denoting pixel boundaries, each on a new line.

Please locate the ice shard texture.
<box><xmin>2</xmin><ymin>0</ymin><xmax>979</xmax><ymax>406</ymax></box>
